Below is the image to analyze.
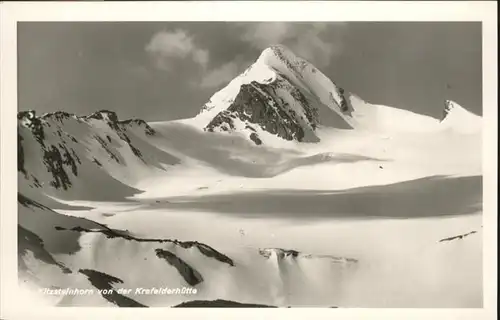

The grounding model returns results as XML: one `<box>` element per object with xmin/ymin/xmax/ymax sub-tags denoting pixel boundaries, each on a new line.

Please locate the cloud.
<box><xmin>146</xmin><ymin>29</ymin><xmax>209</xmax><ymax>71</ymax></box>
<box><xmin>197</xmin><ymin>23</ymin><xmax>348</xmax><ymax>90</ymax></box>
<box><xmin>242</xmin><ymin>22</ymin><xmax>292</xmax><ymax>47</ymax></box>
<box><xmin>200</xmin><ymin>61</ymin><xmax>240</xmax><ymax>88</ymax></box>
<box><xmin>146</xmin><ymin>28</ymin><xmax>245</xmax><ymax>90</ymax></box>
<box><xmin>145</xmin><ymin>23</ymin><xmax>348</xmax><ymax>91</ymax></box>
<box><xmin>239</xmin><ymin>22</ymin><xmax>347</xmax><ymax>67</ymax></box>
<box><xmin>199</xmin><ymin>55</ymin><xmax>253</xmax><ymax>89</ymax></box>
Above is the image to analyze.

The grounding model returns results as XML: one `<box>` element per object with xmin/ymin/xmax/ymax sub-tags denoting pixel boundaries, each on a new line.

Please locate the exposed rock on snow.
<box><xmin>198</xmin><ymin>45</ymin><xmax>347</xmax><ymax>144</ymax></box>
<box><xmin>18</xmin><ymin>193</ymin><xmax>109</xmax><ymax>254</ymax></box>
<box><xmin>173</xmin><ymin>299</ymin><xmax>278</xmax><ymax>308</ymax></box>
<box><xmin>259</xmin><ymin>248</ymin><xmax>358</xmax><ymax>265</ymax></box>
<box><xmin>259</xmin><ymin>248</ymin><xmax>300</xmax><ymax>259</ymax></box>
<box><xmin>440</xmin><ymin>100</ymin><xmax>482</xmax><ymax>134</ymax></box>
<box><xmin>78</xmin><ymin>269</ymin><xmax>147</xmax><ymax>307</ymax></box>
<box><xmin>173</xmin><ymin>299</ymin><xmax>339</xmax><ymax>308</ymax></box>
<box><xmin>17</xmin><ymin>193</ymin><xmax>361</xmax><ymax>307</ymax></box>
<box><xmin>438</xmin><ymin>230</ymin><xmax>479</xmax><ymax>243</ymax></box>
<box><xmin>53</xmin><ymin>224</ymin><xmax>235</xmax><ymax>267</ymax></box>
<box><xmin>205</xmin><ymin>80</ymin><xmax>318</xmax><ymax>143</ymax></box>
<box><xmin>17</xmin><ymin>109</ymin><xmax>179</xmax><ymax>200</ymax></box>
<box><xmin>18</xmin><ymin>225</ymin><xmax>72</xmax><ymax>275</ymax></box>
<box><xmin>155</xmin><ymin>249</ymin><xmax>204</xmax><ymax>286</ymax></box>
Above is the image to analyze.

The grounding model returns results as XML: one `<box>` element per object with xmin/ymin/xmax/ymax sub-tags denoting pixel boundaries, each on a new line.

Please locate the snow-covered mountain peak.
<box><xmin>442</xmin><ymin>100</ymin><xmax>458</xmax><ymax>120</ymax></box>
<box><xmin>195</xmin><ymin>45</ymin><xmax>356</xmax><ymax>145</ymax></box>
<box><xmin>198</xmin><ymin>44</ymin><xmax>342</xmax><ymax>117</ymax></box>
<box><xmin>441</xmin><ymin>99</ymin><xmax>473</xmax><ymax>121</ymax></box>
<box><xmin>256</xmin><ymin>45</ymin><xmax>311</xmax><ymax>74</ymax></box>
<box><xmin>19</xmin><ymin>109</ymin><xmax>156</xmax><ymax>135</ymax></box>
<box><xmin>18</xmin><ymin>110</ymin><xmax>44</xmax><ymax>129</ymax></box>
<box><xmin>440</xmin><ymin>99</ymin><xmax>481</xmax><ymax>134</ymax></box>
<box><xmin>18</xmin><ymin>110</ymin><xmax>37</xmax><ymax>121</ymax></box>
<box><xmin>255</xmin><ymin>44</ymin><xmax>350</xmax><ymax>114</ymax></box>
<box><xmin>84</xmin><ymin>110</ymin><xmax>120</xmax><ymax>123</ymax></box>
<box><xmin>17</xmin><ymin>108</ymin><xmax>179</xmax><ymax>201</ymax></box>
<box><xmin>193</xmin><ymin>46</ymin><xmax>482</xmax><ymax>145</ymax></box>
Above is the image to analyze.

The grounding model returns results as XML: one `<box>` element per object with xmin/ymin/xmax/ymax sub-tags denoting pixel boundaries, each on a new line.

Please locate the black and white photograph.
<box><xmin>0</xmin><ymin>1</ymin><xmax>497</xmax><ymax>319</ymax></box>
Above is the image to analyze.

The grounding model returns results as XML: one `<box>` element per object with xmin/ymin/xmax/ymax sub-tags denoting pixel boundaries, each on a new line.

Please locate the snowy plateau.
<box><xmin>17</xmin><ymin>45</ymin><xmax>482</xmax><ymax>308</ymax></box>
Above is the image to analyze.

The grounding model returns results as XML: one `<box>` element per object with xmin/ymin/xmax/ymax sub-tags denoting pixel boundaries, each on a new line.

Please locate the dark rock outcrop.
<box><xmin>259</xmin><ymin>248</ymin><xmax>300</xmax><ymax>259</ymax></box>
<box><xmin>259</xmin><ymin>248</ymin><xmax>359</xmax><ymax>264</ymax></box>
<box><xmin>336</xmin><ymin>87</ymin><xmax>351</xmax><ymax>115</ymax></box>
<box><xmin>439</xmin><ymin>230</ymin><xmax>478</xmax><ymax>242</ymax></box>
<box><xmin>55</xmin><ymin>225</ymin><xmax>235</xmax><ymax>267</ymax></box>
<box><xmin>155</xmin><ymin>249</ymin><xmax>204</xmax><ymax>286</ymax></box>
<box><xmin>18</xmin><ymin>133</ymin><xmax>26</xmax><ymax>176</ymax></box>
<box><xmin>78</xmin><ymin>269</ymin><xmax>147</xmax><ymax>307</ymax></box>
<box><xmin>205</xmin><ymin>78</ymin><xmax>319</xmax><ymax>144</ymax></box>
<box><xmin>94</xmin><ymin>135</ymin><xmax>122</xmax><ymax>164</ymax></box>
<box><xmin>17</xmin><ymin>109</ymin><xmax>159</xmax><ymax>192</ymax></box>
<box><xmin>18</xmin><ymin>193</ymin><xmax>50</xmax><ymax>210</ymax></box>
<box><xmin>85</xmin><ymin>110</ymin><xmax>119</xmax><ymax>123</ymax></box>
<box><xmin>441</xmin><ymin>100</ymin><xmax>454</xmax><ymax>122</ymax></box>
<box><xmin>42</xmin><ymin>144</ymin><xmax>78</xmax><ymax>190</ymax></box>
<box><xmin>173</xmin><ymin>299</ymin><xmax>277</xmax><ymax>308</ymax></box>
<box><xmin>18</xmin><ymin>110</ymin><xmax>46</xmax><ymax>146</ymax></box>
<box><xmin>41</xmin><ymin>111</ymin><xmax>73</xmax><ymax>123</ymax></box>
<box><xmin>173</xmin><ymin>299</ymin><xmax>339</xmax><ymax>308</ymax></box>
<box><xmin>18</xmin><ymin>225</ymin><xmax>72</xmax><ymax>274</ymax></box>
<box><xmin>249</xmin><ymin>132</ymin><xmax>262</xmax><ymax>145</ymax></box>
<box><xmin>120</xmin><ymin>119</ymin><xmax>156</xmax><ymax>136</ymax></box>
<box><xmin>201</xmin><ymin>45</ymin><xmax>362</xmax><ymax>145</ymax></box>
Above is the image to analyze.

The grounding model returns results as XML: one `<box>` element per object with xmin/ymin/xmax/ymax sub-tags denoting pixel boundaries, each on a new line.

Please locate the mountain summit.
<box><xmin>195</xmin><ymin>45</ymin><xmax>476</xmax><ymax>146</ymax></box>
<box><xmin>440</xmin><ymin>99</ymin><xmax>482</xmax><ymax>134</ymax></box>
<box><xmin>195</xmin><ymin>45</ymin><xmax>354</xmax><ymax>145</ymax></box>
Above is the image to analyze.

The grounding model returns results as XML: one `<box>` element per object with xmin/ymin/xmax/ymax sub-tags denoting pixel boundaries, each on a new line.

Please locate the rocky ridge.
<box><xmin>17</xmin><ymin>109</ymin><xmax>174</xmax><ymax>198</ymax></box>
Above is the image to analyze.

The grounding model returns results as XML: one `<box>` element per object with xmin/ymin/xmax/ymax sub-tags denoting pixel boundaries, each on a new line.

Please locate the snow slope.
<box><xmin>16</xmin><ymin>45</ymin><xmax>483</xmax><ymax>308</ymax></box>
<box><xmin>17</xmin><ymin>119</ymin><xmax>482</xmax><ymax>307</ymax></box>
<box><xmin>18</xmin><ymin>193</ymin><xmax>361</xmax><ymax>307</ymax></box>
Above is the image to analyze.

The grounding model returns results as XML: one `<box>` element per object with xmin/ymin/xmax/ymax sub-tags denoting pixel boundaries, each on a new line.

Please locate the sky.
<box><xmin>18</xmin><ymin>22</ymin><xmax>482</xmax><ymax>121</ymax></box>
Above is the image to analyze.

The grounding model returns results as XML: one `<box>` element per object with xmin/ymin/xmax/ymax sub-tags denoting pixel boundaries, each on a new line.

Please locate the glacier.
<box><xmin>16</xmin><ymin>46</ymin><xmax>483</xmax><ymax>308</ymax></box>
